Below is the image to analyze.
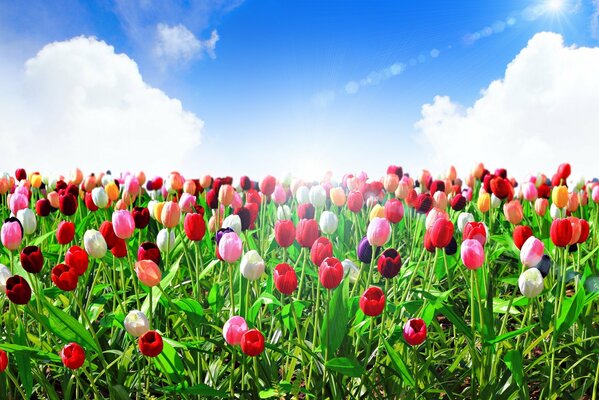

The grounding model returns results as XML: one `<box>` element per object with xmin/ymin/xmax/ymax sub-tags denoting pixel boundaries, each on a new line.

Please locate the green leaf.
<box><xmin>382</xmin><ymin>338</ymin><xmax>415</xmax><ymax>387</ymax></box>
<box><xmin>154</xmin><ymin>338</ymin><xmax>185</xmax><ymax>382</ymax></box>
<box><xmin>142</xmin><ymin>254</ymin><xmax>182</xmax><ymax>316</ymax></box>
<box><xmin>504</xmin><ymin>350</ymin><xmax>524</xmax><ymax>386</ymax></box>
<box><xmin>208</xmin><ymin>283</ymin><xmax>224</xmax><ymax>314</ymax></box>
<box><xmin>198</xmin><ymin>259</ymin><xmax>219</xmax><ymax>281</ymax></box>
<box><xmin>325</xmin><ymin>357</ymin><xmax>365</xmax><ymax>377</ymax></box>
<box><xmin>14</xmin><ymin>323</ymin><xmax>33</xmax><ymax>398</ymax></box>
<box><xmin>321</xmin><ymin>279</ymin><xmax>349</xmax><ymax>356</ymax></box>
<box><xmin>249</xmin><ymin>292</ymin><xmax>281</xmax><ymax>324</ymax></box>
<box><xmin>556</xmin><ymin>286</ymin><xmax>585</xmax><ymax>335</ymax></box>
<box><xmin>484</xmin><ymin>324</ymin><xmax>537</xmax><ymax>346</ymax></box>
<box><xmin>281</xmin><ymin>301</ymin><xmax>307</xmax><ymax>332</ymax></box>
<box><xmin>32</xmin><ymin>300</ymin><xmax>99</xmax><ymax>353</ymax></box>
<box><xmin>173</xmin><ymin>298</ymin><xmax>204</xmax><ymax>317</ymax></box>
<box><xmin>161</xmin><ymin>383</ymin><xmax>227</xmax><ymax>397</ymax></box>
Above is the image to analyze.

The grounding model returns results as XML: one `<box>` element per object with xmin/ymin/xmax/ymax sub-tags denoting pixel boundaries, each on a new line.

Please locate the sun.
<box><xmin>546</xmin><ymin>0</ymin><xmax>564</xmax><ymax>11</ymax></box>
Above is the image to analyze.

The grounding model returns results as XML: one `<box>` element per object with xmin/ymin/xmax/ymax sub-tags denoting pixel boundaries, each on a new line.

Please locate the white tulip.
<box><xmin>240</xmin><ymin>250</ymin><xmax>265</xmax><ymax>281</ymax></box>
<box><xmin>83</xmin><ymin>229</ymin><xmax>107</xmax><ymax>258</ymax></box>
<box><xmin>17</xmin><ymin>208</ymin><xmax>36</xmax><ymax>235</ymax></box>
<box><xmin>124</xmin><ymin>310</ymin><xmax>150</xmax><ymax>337</ymax></box>
<box><xmin>319</xmin><ymin>211</ymin><xmax>338</xmax><ymax>235</ymax></box>
<box><xmin>157</xmin><ymin>228</ymin><xmax>176</xmax><ymax>253</ymax></box>
<box><xmin>518</xmin><ymin>268</ymin><xmax>544</xmax><ymax>298</ymax></box>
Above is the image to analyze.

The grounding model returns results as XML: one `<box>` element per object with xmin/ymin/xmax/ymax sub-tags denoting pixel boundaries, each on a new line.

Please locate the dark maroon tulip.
<box><xmin>132</xmin><ymin>207</ymin><xmax>150</xmax><ymax>229</ymax></box>
<box><xmin>234</xmin><ymin>207</ymin><xmax>251</xmax><ymax>231</ymax></box>
<box><xmin>415</xmin><ymin>194</ymin><xmax>433</xmax><ymax>214</ymax></box>
<box><xmin>59</xmin><ymin>193</ymin><xmax>78</xmax><ymax>216</ymax></box>
<box><xmin>377</xmin><ymin>248</ymin><xmax>401</xmax><ymax>279</ymax></box>
<box><xmin>36</xmin><ymin>199</ymin><xmax>52</xmax><ymax>217</ymax></box>
<box><xmin>15</xmin><ymin>168</ymin><xmax>27</xmax><ymax>181</ymax></box>
<box><xmin>138</xmin><ymin>242</ymin><xmax>162</xmax><ymax>266</ymax></box>
<box><xmin>20</xmin><ymin>246</ymin><xmax>44</xmax><ymax>274</ymax></box>
<box><xmin>240</xmin><ymin>176</ymin><xmax>252</xmax><ymax>191</ymax></box>
<box><xmin>206</xmin><ymin>189</ymin><xmax>218</xmax><ymax>209</ymax></box>
<box><xmin>6</xmin><ymin>275</ymin><xmax>32</xmax><ymax>304</ymax></box>
<box><xmin>429</xmin><ymin>180</ymin><xmax>445</xmax><ymax>194</ymax></box>
<box><xmin>451</xmin><ymin>194</ymin><xmax>467</xmax><ymax>211</ymax></box>
<box><xmin>386</xmin><ymin>165</ymin><xmax>403</xmax><ymax>179</ymax></box>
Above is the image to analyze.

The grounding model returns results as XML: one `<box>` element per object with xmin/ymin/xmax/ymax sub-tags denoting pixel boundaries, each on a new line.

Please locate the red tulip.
<box><xmin>430</xmin><ymin>218</ymin><xmax>454</xmax><ymax>248</ymax></box>
<box><xmin>513</xmin><ymin>225</ymin><xmax>533</xmax><ymax>250</ymax></box>
<box><xmin>297</xmin><ymin>203</ymin><xmax>315</xmax><ymax>220</ymax></box>
<box><xmin>5</xmin><ymin>275</ymin><xmax>32</xmax><ymax>304</ymax></box>
<box><xmin>20</xmin><ymin>246</ymin><xmax>44</xmax><ymax>274</ymax></box>
<box><xmin>359</xmin><ymin>287</ymin><xmax>385</xmax><ymax>316</ymax></box>
<box><xmin>578</xmin><ymin>219</ymin><xmax>590</xmax><ymax>244</ymax></box>
<box><xmin>415</xmin><ymin>193</ymin><xmax>433</xmax><ymax>214</ymax></box>
<box><xmin>0</xmin><ymin>350</ymin><xmax>7</xmax><ymax>372</ymax></box>
<box><xmin>51</xmin><ymin>263</ymin><xmax>79</xmax><ymax>291</ymax></box>
<box><xmin>274</xmin><ymin>220</ymin><xmax>295</xmax><ymax>248</ymax></box>
<box><xmin>99</xmin><ymin>221</ymin><xmax>119</xmax><ymax>250</ymax></box>
<box><xmin>184</xmin><ymin>213</ymin><xmax>206</xmax><ymax>241</ymax></box>
<box><xmin>403</xmin><ymin>318</ymin><xmax>427</xmax><ymax>346</ymax></box>
<box><xmin>377</xmin><ymin>248</ymin><xmax>402</xmax><ymax>279</ymax></box>
<box><xmin>423</xmin><ymin>231</ymin><xmax>436</xmax><ymax>253</ymax></box>
<box><xmin>260</xmin><ymin>175</ymin><xmax>276</xmax><ymax>197</ymax></box>
<box><xmin>347</xmin><ymin>191</ymin><xmax>364</xmax><ymax>213</ymax></box>
<box><xmin>490</xmin><ymin>176</ymin><xmax>511</xmax><ymax>199</ymax></box>
<box><xmin>310</xmin><ymin>237</ymin><xmax>333</xmax><ymax>267</ymax></box>
<box><xmin>65</xmin><ymin>246</ymin><xmax>89</xmax><ymax>276</ymax></box>
<box><xmin>111</xmin><ymin>238</ymin><xmax>128</xmax><ymax>258</ymax></box>
<box><xmin>273</xmin><ymin>263</ymin><xmax>298</xmax><ymax>295</ymax></box>
<box><xmin>56</xmin><ymin>221</ymin><xmax>75</xmax><ymax>245</ymax></box>
<box><xmin>15</xmin><ymin>168</ymin><xmax>27</xmax><ymax>181</ymax></box>
<box><xmin>240</xmin><ymin>329</ymin><xmax>265</xmax><ymax>357</ymax></box>
<box><xmin>318</xmin><ymin>257</ymin><xmax>344</xmax><ymax>289</ymax></box>
<box><xmin>60</xmin><ymin>343</ymin><xmax>85</xmax><ymax>370</ymax></box>
<box><xmin>463</xmin><ymin>222</ymin><xmax>487</xmax><ymax>247</ymax></box>
<box><xmin>138</xmin><ymin>330</ymin><xmax>163</xmax><ymax>357</ymax></box>
<box><xmin>384</xmin><ymin>199</ymin><xmax>404</xmax><ymax>224</ymax></box>
<box><xmin>550</xmin><ymin>218</ymin><xmax>572</xmax><ymax>247</ymax></box>
<box><xmin>84</xmin><ymin>192</ymin><xmax>98</xmax><ymax>212</ymax></box>
<box><xmin>451</xmin><ymin>194</ymin><xmax>467</xmax><ymax>211</ymax></box>
<box><xmin>296</xmin><ymin>219</ymin><xmax>319</xmax><ymax>248</ymax></box>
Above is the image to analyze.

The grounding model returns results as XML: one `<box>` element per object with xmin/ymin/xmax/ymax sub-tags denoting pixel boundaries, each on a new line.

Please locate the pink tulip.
<box><xmin>1</xmin><ymin>218</ymin><xmax>23</xmax><ymax>251</ymax></box>
<box><xmin>503</xmin><ymin>200</ymin><xmax>523</xmax><ymax>225</ymax></box>
<box><xmin>9</xmin><ymin>193</ymin><xmax>28</xmax><ymax>216</ymax></box>
<box><xmin>272</xmin><ymin>184</ymin><xmax>287</xmax><ymax>205</ymax></box>
<box><xmin>134</xmin><ymin>260</ymin><xmax>162</xmax><ymax>287</ymax></box>
<box><xmin>592</xmin><ymin>186</ymin><xmax>599</xmax><ymax>203</ymax></box>
<box><xmin>535</xmin><ymin>198</ymin><xmax>548</xmax><ymax>216</ymax></box>
<box><xmin>521</xmin><ymin>182</ymin><xmax>538</xmax><ymax>202</ymax></box>
<box><xmin>218</xmin><ymin>232</ymin><xmax>243</xmax><ymax>263</ymax></box>
<box><xmin>223</xmin><ymin>316</ymin><xmax>249</xmax><ymax>346</ymax></box>
<box><xmin>178</xmin><ymin>193</ymin><xmax>196</xmax><ymax>213</ymax></box>
<box><xmin>161</xmin><ymin>201</ymin><xmax>181</xmax><ymax>228</ymax></box>
<box><xmin>461</xmin><ymin>239</ymin><xmax>484</xmax><ymax>270</ymax></box>
<box><xmin>366</xmin><ymin>217</ymin><xmax>391</xmax><ymax>247</ymax></box>
<box><xmin>520</xmin><ymin>236</ymin><xmax>544</xmax><ymax>267</ymax></box>
<box><xmin>112</xmin><ymin>210</ymin><xmax>135</xmax><ymax>240</ymax></box>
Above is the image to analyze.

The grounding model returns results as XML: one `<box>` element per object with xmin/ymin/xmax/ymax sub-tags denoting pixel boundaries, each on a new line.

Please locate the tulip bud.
<box><xmin>240</xmin><ymin>329</ymin><xmax>265</xmax><ymax>357</ymax></box>
<box><xmin>535</xmin><ymin>198</ymin><xmax>548</xmax><ymax>216</ymax></box>
<box><xmin>550</xmin><ymin>218</ymin><xmax>572</xmax><ymax>248</ymax></box>
<box><xmin>240</xmin><ymin>250</ymin><xmax>265</xmax><ymax>281</ymax></box>
<box><xmin>112</xmin><ymin>210</ymin><xmax>135</xmax><ymax>240</ymax></box>
<box><xmin>377</xmin><ymin>248</ymin><xmax>401</xmax><ymax>279</ymax></box>
<box><xmin>513</xmin><ymin>225</ymin><xmax>533</xmax><ymax>250</ymax></box>
<box><xmin>329</xmin><ymin>187</ymin><xmax>346</xmax><ymax>207</ymax></box>
<box><xmin>359</xmin><ymin>287</ymin><xmax>385</xmax><ymax>317</ymax></box>
<box><xmin>319</xmin><ymin>211</ymin><xmax>338</xmax><ymax>235</ymax></box>
<box><xmin>273</xmin><ymin>263</ymin><xmax>298</xmax><ymax>295</ymax></box>
<box><xmin>319</xmin><ymin>257</ymin><xmax>344</xmax><ymax>289</ymax></box>
<box><xmin>218</xmin><ymin>232</ymin><xmax>243</xmax><ymax>263</ymax></box>
<box><xmin>161</xmin><ymin>201</ymin><xmax>181</xmax><ymax>228</ymax></box>
<box><xmin>503</xmin><ymin>200</ymin><xmax>523</xmax><ymax>225</ymax></box>
<box><xmin>552</xmin><ymin>185</ymin><xmax>568</xmax><ymax>209</ymax></box>
<box><xmin>477</xmin><ymin>192</ymin><xmax>490</xmax><ymax>213</ymax></box>
<box><xmin>16</xmin><ymin>208</ymin><xmax>36</xmax><ymax>235</ymax></box>
<box><xmin>135</xmin><ymin>260</ymin><xmax>162</xmax><ymax>287</ymax></box>
<box><xmin>309</xmin><ymin>185</ymin><xmax>326</xmax><ymax>208</ymax></box>
<box><xmin>60</xmin><ymin>343</ymin><xmax>85</xmax><ymax>370</ymax></box>
<box><xmin>0</xmin><ymin>350</ymin><xmax>7</xmax><ymax>373</ymax></box>
<box><xmin>1</xmin><ymin>217</ymin><xmax>23</xmax><ymax>250</ymax></box>
<box><xmin>83</xmin><ymin>229</ymin><xmax>107</xmax><ymax>258</ymax></box>
<box><xmin>5</xmin><ymin>275</ymin><xmax>31</xmax><ymax>304</ymax></box>
<box><xmin>457</xmin><ymin>212</ymin><xmax>474</xmax><ymax>232</ymax></box>
<box><xmin>461</xmin><ymin>239</ymin><xmax>484</xmax><ymax>270</ymax></box>
<box><xmin>296</xmin><ymin>219</ymin><xmax>319</xmax><ymax>248</ymax></box>
<box><xmin>367</xmin><ymin>217</ymin><xmax>391</xmax><ymax>247</ymax></box>
<box><xmin>403</xmin><ymin>318</ymin><xmax>427</xmax><ymax>346</ymax></box>
<box><xmin>223</xmin><ymin>316</ymin><xmax>249</xmax><ymax>346</ymax></box>
<box><xmin>138</xmin><ymin>330</ymin><xmax>163</xmax><ymax>357</ymax></box>
<box><xmin>156</xmin><ymin>228</ymin><xmax>175</xmax><ymax>253</ymax></box>
<box><xmin>518</xmin><ymin>268</ymin><xmax>544</xmax><ymax>298</ymax></box>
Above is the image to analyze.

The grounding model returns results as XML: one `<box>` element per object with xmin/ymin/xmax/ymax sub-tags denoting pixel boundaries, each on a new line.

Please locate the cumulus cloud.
<box><xmin>414</xmin><ymin>32</ymin><xmax>599</xmax><ymax>180</ymax></box>
<box><xmin>0</xmin><ymin>36</ymin><xmax>203</xmax><ymax>176</ymax></box>
<box><xmin>154</xmin><ymin>24</ymin><xmax>219</xmax><ymax>65</ymax></box>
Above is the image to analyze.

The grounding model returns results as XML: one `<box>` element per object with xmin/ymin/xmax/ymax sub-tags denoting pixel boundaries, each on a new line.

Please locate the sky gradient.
<box><xmin>1</xmin><ymin>0</ymin><xmax>598</xmax><ymax>182</ymax></box>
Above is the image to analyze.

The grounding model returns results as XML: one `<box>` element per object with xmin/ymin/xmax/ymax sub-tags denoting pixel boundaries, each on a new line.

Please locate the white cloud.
<box><xmin>414</xmin><ymin>32</ymin><xmax>599</xmax><ymax>180</ymax></box>
<box><xmin>310</xmin><ymin>90</ymin><xmax>336</xmax><ymax>108</ymax></box>
<box><xmin>154</xmin><ymin>24</ymin><xmax>219</xmax><ymax>65</ymax></box>
<box><xmin>0</xmin><ymin>36</ymin><xmax>203</xmax><ymax>176</ymax></box>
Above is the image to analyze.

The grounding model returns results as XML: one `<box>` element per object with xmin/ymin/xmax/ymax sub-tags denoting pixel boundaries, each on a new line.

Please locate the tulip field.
<box><xmin>1</xmin><ymin>164</ymin><xmax>599</xmax><ymax>400</ymax></box>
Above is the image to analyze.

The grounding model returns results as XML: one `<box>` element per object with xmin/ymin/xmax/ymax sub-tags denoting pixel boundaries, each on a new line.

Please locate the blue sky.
<box><xmin>1</xmin><ymin>0</ymin><xmax>599</xmax><ymax>180</ymax></box>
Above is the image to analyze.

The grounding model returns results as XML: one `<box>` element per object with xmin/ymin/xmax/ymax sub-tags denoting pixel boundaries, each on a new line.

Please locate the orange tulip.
<box><xmin>161</xmin><ymin>201</ymin><xmax>181</xmax><ymax>228</ymax></box>
<box><xmin>105</xmin><ymin>182</ymin><xmax>120</xmax><ymax>202</ymax></box>
<box><xmin>329</xmin><ymin>187</ymin><xmax>346</xmax><ymax>207</ymax></box>
<box><xmin>503</xmin><ymin>200</ymin><xmax>523</xmax><ymax>225</ymax></box>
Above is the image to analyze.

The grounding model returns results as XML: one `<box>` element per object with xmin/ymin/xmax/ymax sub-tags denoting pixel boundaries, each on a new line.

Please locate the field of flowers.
<box><xmin>0</xmin><ymin>164</ymin><xmax>598</xmax><ymax>399</ymax></box>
